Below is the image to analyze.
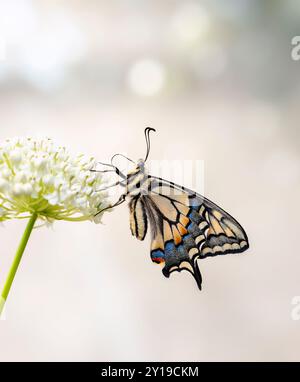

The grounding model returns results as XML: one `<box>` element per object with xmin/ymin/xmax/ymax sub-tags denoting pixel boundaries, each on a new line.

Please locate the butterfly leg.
<box><xmin>95</xmin><ymin>194</ymin><xmax>126</xmax><ymax>216</ymax></box>
<box><xmin>90</xmin><ymin>169</ymin><xmax>117</xmax><ymax>174</ymax></box>
<box><xmin>91</xmin><ymin>162</ymin><xmax>126</xmax><ymax>179</ymax></box>
<box><xmin>95</xmin><ymin>180</ymin><xmax>125</xmax><ymax>192</ymax></box>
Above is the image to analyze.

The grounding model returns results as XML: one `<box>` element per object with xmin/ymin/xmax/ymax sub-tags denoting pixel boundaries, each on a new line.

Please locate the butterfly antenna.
<box><xmin>144</xmin><ymin>127</ymin><xmax>156</xmax><ymax>162</ymax></box>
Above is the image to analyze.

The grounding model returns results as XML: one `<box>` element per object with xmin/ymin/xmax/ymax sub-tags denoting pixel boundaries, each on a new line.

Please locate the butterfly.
<box><xmin>95</xmin><ymin>128</ymin><xmax>249</xmax><ymax>290</ymax></box>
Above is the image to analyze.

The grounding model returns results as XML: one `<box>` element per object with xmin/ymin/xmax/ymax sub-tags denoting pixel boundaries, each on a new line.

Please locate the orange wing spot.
<box><xmin>172</xmin><ymin>225</ymin><xmax>182</xmax><ymax>245</ymax></box>
<box><xmin>177</xmin><ymin>223</ymin><xmax>188</xmax><ymax>236</ymax></box>
<box><xmin>179</xmin><ymin>214</ymin><xmax>189</xmax><ymax>227</ymax></box>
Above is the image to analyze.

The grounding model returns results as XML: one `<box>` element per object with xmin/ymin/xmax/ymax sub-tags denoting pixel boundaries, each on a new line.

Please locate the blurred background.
<box><xmin>0</xmin><ymin>0</ymin><xmax>300</xmax><ymax>361</ymax></box>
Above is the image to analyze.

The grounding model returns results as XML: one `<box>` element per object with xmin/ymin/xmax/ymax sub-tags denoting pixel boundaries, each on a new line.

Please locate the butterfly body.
<box><xmin>97</xmin><ymin>128</ymin><xmax>249</xmax><ymax>290</ymax></box>
<box><xmin>125</xmin><ymin>160</ymin><xmax>150</xmax><ymax>197</ymax></box>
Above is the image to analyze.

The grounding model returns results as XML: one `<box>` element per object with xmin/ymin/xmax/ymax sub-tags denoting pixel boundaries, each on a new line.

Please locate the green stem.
<box><xmin>0</xmin><ymin>213</ymin><xmax>37</xmax><ymax>316</ymax></box>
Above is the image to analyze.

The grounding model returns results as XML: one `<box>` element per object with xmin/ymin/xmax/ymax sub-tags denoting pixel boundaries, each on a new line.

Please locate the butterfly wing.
<box><xmin>131</xmin><ymin>177</ymin><xmax>249</xmax><ymax>290</ymax></box>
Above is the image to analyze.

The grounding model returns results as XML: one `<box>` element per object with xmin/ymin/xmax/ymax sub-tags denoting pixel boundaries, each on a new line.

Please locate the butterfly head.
<box><xmin>112</xmin><ymin>128</ymin><xmax>155</xmax><ymax>174</ymax></box>
<box><xmin>99</xmin><ymin>128</ymin><xmax>155</xmax><ymax>187</ymax></box>
<box><xmin>126</xmin><ymin>159</ymin><xmax>147</xmax><ymax>181</ymax></box>
<box><xmin>136</xmin><ymin>158</ymin><xmax>146</xmax><ymax>171</ymax></box>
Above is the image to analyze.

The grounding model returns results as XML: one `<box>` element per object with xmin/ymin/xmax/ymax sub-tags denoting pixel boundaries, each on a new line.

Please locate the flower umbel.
<box><xmin>0</xmin><ymin>137</ymin><xmax>110</xmax><ymax>316</ymax></box>
<box><xmin>0</xmin><ymin>137</ymin><xmax>108</xmax><ymax>223</ymax></box>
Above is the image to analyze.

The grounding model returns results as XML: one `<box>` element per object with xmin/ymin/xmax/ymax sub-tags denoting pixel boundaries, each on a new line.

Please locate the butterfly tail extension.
<box><xmin>192</xmin><ymin>259</ymin><xmax>202</xmax><ymax>290</ymax></box>
<box><xmin>161</xmin><ymin>253</ymin><xmax>202</xmax><ymax>290</ymax></box>
<box><xmin>158</xmin><ymin>237</ymin><xmax>203</xmax><ymax>290</ymax></box>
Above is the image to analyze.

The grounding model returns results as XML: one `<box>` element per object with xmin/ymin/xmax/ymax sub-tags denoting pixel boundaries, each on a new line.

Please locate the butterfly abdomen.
<box><xmin>129</xmin><ymin>197</ymin><xmax>148</xmax><ymax>241</ymax></box>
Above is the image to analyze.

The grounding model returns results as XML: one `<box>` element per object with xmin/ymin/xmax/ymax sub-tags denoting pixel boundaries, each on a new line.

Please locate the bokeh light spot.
<box><xmin>127</xmin><ymin>59</ymin><xmax>166</xmax><ymax>96</ymax></box>
<box><xmin>170</xmin><ymin>2</ymin><xmax>211</xmax><ymax>49</ymax></box>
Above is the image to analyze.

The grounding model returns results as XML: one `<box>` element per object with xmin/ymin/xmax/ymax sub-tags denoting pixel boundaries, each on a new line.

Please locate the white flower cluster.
<box><xmin>0</xmin><ymin>137</ymin><xmax>109</xmax><ymax>223</ymax></box>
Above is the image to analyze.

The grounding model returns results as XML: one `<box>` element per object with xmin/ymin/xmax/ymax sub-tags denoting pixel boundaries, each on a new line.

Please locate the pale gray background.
<box><xmin>0</xmin><ymin>0</ymin><xmax>299</xmax><ymax>361</ymax></box>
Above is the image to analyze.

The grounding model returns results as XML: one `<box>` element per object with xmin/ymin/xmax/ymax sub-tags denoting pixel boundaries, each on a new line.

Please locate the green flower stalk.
<box><xmin>0</xmin><ymin>137</ymin><xmax>109</xmax><ymax>315</ymax></box>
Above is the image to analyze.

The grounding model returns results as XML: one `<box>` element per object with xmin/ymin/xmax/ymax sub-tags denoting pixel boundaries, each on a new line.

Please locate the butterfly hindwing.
<box><xmin>150</xmin><ymin>220</ymin><xmax>203</xmax><ymax>289</ymax></box>
<box><xmin>139</xmin><ymin>191</ymin><xmax>203</xmax><ymax>289</ymax></box>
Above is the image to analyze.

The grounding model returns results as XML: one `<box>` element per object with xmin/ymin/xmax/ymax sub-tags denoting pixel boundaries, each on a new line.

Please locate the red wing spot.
<box><xmin>152</xmin><ymin>257</ymin><xmax>164</xmax><ymax>264</ymax></box>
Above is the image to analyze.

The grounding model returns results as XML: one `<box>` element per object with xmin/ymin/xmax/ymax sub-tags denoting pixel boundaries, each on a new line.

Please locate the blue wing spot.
<box><xmin>187</xmin><ymin>222</ymin><xmax>193</xmax><ymax>231</ymax></box>
<box><xmin>151</xmin><ymin>249</ymin><xmax>165</xmax><ymax>263</ymax></box>
<box><xmin>188</xmin><ymin>210</ymin><xmax>201</xmax><ymax>223</ymax></box>
<box><xmin>189</xmin><ymin>197</ymin><xmax>201</xmax><ymax>209</ymax></box>
<box><xmin>165</xmin><ymin>242</ymin><xmax>175</xmax><ymax>252</ymax></box>
<box><xmin>177</xmin><ymin>244</ymin><xmax>189</xmax><ymax>259</ymax></box>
